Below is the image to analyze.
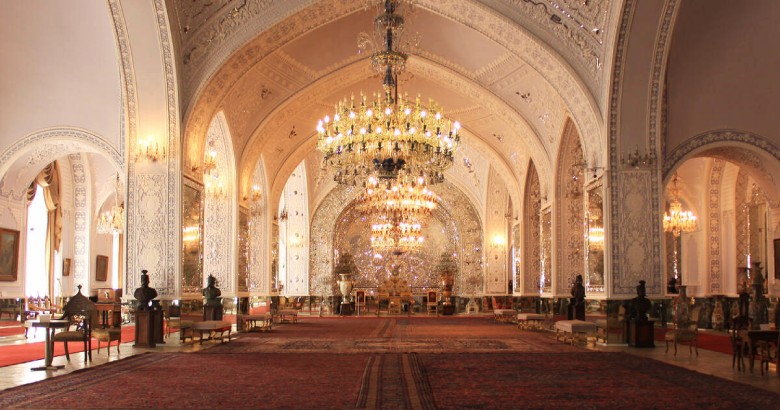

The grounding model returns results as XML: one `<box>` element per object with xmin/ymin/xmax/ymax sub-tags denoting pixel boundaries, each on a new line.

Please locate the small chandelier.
<box><xmin>96</xmin><ymin>174</ymin><xmax>124</xmax><ymax>235</ymax></box>
<box><xmin>316</xmin><ymin>0</ymin><xmax>461</xmax><ymax>186</ymax></box>
<box><xmin>357</xmin><ymin>173</ymin><xmax>437</xmax><ymax>218</ymax></box>
<box><xmin>370</xmin><ymin>217</ymin><xmax>424</xmax><ymax>251</ymax></box>
<box><xmin>663</xmin><ymin>174</ymin><xmax>697</xmax><ymax>237</ymax></box>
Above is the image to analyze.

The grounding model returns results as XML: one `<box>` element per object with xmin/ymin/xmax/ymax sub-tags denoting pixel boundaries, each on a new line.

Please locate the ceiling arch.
<box><xmin>180</xmin><ymin>0</ymin><xmax>605</xmax><ymax>188</ymax></box>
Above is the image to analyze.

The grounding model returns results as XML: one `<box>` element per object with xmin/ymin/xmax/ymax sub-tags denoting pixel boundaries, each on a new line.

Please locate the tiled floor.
<box><xmin>0</xmin><ymin>317</ymin><xmax>778</xmax><ymax>394</ymax></box>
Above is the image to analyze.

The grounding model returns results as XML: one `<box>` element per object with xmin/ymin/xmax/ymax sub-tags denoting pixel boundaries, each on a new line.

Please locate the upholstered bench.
<box><xmin>493</xmin><ymin>309</ymin><xmax>516</xmax><ymax>323</ymax></box>
<box><xmin>242</xmin><ymin>314</ymin><xmax>272</xmax><ymax>332</ymax></box>
<box><xmin>192</xmin><ymin>321</ymin><xmax>232</xmax><ymax>344</ymax></box>
<box><xmin>276</xmin><ymin>309</ymin><xmax>298</xmax><ymax>324</ymax></box>
<box><xmin>555</xmin><ymin>320</ymin><xmax>597</xmax><ymax>345</ymax></box>
<box><xmin>517</xmin><ymin>313</ymin><xmax>547</xmax><ymax>330</ymax></box>
<box><xmin>166</xmin><ymin>319</ymin><xmax>194</xmax><ymax>342</ymax></box>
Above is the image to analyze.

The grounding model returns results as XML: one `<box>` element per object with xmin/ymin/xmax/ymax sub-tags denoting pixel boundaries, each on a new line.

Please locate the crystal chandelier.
<box><xmin>316</xmin><ymin>0</ymin><xmax>461</xmax><ymax>186</ymax></box>
<box><xmin>663</xmin><ymin>175</ymin><xmax>697</xmax><ymax>237</ymax></box>
<box><xmin>370</xmin><ymin>217</ymin><xmax>424</xmax><ymax>251</ymax></box>
<box><xmin>96</xmin><ymin>174</ymin><xmax>124</xmax><ymax>235</ymax></box>
<box><xmin>663</xmin><ymin>174</ymin><xmax>697</xmax><ymax>286</ymax></box>
<box><xmin>357</xmin><ymin>173</ymin><xmax>437</xmax><ymax>218</ymax></box>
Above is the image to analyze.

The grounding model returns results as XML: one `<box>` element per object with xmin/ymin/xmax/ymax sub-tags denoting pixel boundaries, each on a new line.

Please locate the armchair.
<box><xmin>426</xmin><ymin>291</ymin><xmax>438</xmax><ymax>316</ymax></box>
<box><xmin>52</xmin><ymin>286</ymin><xmax>98</xmax><ymax>363</ymax></box>
<box><xmin>664</xmin><ymin>306</ymin><xmax>701</xmax><ymax>356</ymax></box>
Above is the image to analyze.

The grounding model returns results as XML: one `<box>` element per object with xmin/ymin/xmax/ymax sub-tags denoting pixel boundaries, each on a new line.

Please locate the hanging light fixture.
<box><xmin>96</xmin><ymin>174</ymin><xmax>125</xmax><ymax>235</ymax></box>
<box><xmin>357</xmin><ymin>173</ymin><xmax>437</xmax><ymax>218</ymax></box>
<box><xmin>663</xmin><ymin>174</ymin><xmax>697</xmax><ymax>287</ymax></box>
<box><xmin>316</xmin><ymin>0</ymin><xmax>461</xmax><ymax>186</ymax></box>
<box><xmin>202</xmin><ymin>139</ymin><xmax>218</xmax><ymax>175</ymax></box>
<box><xmin>370</xmin><ymin>216</ymin><xmax>424</xmax><ymax>251</ymax></box>
<box><xmin>663</xmin><ymin>174</ymin><xmax>697</xmax><ymax>237</ymax></box>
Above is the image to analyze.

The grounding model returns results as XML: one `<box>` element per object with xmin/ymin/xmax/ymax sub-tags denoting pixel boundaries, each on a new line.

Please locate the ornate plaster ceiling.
<box><xmin>173</xmin><ymin>0</ymin><xmax>613</xmax><ymax>211</ymax></box>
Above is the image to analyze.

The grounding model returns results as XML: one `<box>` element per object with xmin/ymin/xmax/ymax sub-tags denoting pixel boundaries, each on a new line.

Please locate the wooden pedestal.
<box><xmin>627</xmin><ymin>320</ymin><xmax>655</xmax><ymax>347</ymax></box>
<box><xmin>339</xmin><ymin>303</ymin><xmax>353</xmax><ymax>316</ymax></box>
<box><xmin>204</xmin><ymin>305</ymin><xmax>223</xmax><ymax>321</ymax></box>
<box><xmin>134</xmin><ymin>310</ymin><xmax>164</xmax><ymax>348</ymax></box>
<box><xmin>440</xmin><ymin>304</ymin><xmax>455</xmax><ymax>316</ymax></box>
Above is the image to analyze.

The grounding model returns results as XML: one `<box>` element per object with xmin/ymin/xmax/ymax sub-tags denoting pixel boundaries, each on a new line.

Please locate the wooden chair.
<box><xmin>730</xmin><ymin>316</ymin><xmax>752</xmax><ymax>371</ymax></box>
<box><xmin>355</xmin><ymin>291</ymin><xmax>366</xmax><ymax>316</ymax></box>
<box><xmin>92</xmin><ymin>325</ymin><xmax>122</xmax><ymax>356</ymax></box>
<box><xmin>52</xmin><ymin>286</ymin><xmax>97</xmax><ymax>363</ymax></box>
<box><xmin>426</xmin><ymin>291</ymin><xmax>438</xmax><ymax>316</ymax></box>
<box><xmin>665</xmin><ymin>306</ymin><xmax>701</xmax><ymax>356</ymax></box>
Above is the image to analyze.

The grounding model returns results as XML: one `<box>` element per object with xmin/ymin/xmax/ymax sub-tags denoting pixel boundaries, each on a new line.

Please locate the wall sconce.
<box><xmin>621</xmin><ymin>145</ymin><xmax>656</xmax><ymax>168</ymax></box>
<box><xmin>196</xmin><ymin>139</ymin><xmax>217</xmax><ymax>175</ymax></box>
<box><xmin>136</xmin><ymin>135</ymin><xmax>165</xmax><ymax>162</ymax></box>
<box><xmin>205</xmin><ymin>176</ymin><xmax>225</xmax><ymax>198</ymax></box>
<box><xmin>274</xmin><ymin>206</ymin><xmax>288</xmax><ymax>222</ymax></box>
<box><xmin>246</xmin><ymin>184</ymin><xmax>262</xmax><ymax>216</ymax></box>
<box><xmin>491</xmin><ymin>235</ymin><xmax>506</xmax><ymax>249</ymax></box>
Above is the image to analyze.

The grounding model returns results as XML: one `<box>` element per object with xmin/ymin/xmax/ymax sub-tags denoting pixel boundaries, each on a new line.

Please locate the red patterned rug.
<box><xmin>0</xmin><ymin>325</ymin><xmax>136</xmax><ymax>368</ymax></box>
<box><xmin>1</xmin><ymin>350</ymin><xmax>778</xmax><ymax>409</ymax></box>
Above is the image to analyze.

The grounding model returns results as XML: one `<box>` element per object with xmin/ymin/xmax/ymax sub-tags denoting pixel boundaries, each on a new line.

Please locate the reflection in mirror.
<box><xmin>238</xmin><ymin>207</ymin><xmax>249</xmax><ymax>292</ymax></box>
<box><xmin>586</xmin><ymin>183</ymin><xmax>604</xmax><ymax>292</ymax></box>
<box><xmin>181</xmin><ymin>178</ymin><xmax>203</xmax><ymax>296</ymax></box>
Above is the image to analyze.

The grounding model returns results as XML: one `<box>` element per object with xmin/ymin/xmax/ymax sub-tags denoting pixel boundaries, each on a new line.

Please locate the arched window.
<box><xmin>24</xmin><ymin>162</ymin><xmax>62</xmax><ymax>298</ymax></box>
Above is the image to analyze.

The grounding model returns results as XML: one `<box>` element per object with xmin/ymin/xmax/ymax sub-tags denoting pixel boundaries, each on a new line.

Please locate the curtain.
<box><xmin>26</xmin><ymin>162</ymin><xmax>62</xmax><ymax>298</ymax></box>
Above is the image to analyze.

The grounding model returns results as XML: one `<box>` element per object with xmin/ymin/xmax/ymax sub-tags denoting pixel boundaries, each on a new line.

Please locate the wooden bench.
<box><xmin>192</xmin><ymin>321</ymin><xmax>232</xmax><ymax>344</ymax></box>
<box><xmin>555</xmin><ymin>320</ymin><xmax>597</xmax><ymax>345</ymax></box>
<box><xmin>493</xmin><ymin>309</ymin><xmax>516</xmax><ymax>323</ymax></box>
<box><xmin>517</xmin><ymin>313</ymin><xmax>547</xmax><ymax>330</ymax></box>
<box><xmin>242</xmin><ymin>314</ymin><xmax>272</xmax><ymax>332</ymax></box>
<box><xmin>276</xmin><ymin>309</ymin><xmax>298</xmax><ymax>324</ymax></box>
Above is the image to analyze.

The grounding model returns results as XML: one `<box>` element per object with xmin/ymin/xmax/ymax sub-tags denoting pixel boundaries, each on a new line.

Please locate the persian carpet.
<box><xmin>1</xmin><ymin>350</ymin><xmax>779</xmax><ymax>409</ymax></box>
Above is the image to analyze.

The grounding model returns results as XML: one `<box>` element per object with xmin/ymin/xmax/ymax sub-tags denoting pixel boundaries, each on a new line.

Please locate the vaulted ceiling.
<box><xmin>171</xmin><ymin>0</ymin><xmax>617</xmax><ymax>211</ymax></box>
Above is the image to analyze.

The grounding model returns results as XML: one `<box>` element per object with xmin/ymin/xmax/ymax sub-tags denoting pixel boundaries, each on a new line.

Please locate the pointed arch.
<box><xmin>202</xmin><ymin>111</ymin><xmax>238</xmax><ymax>296</ymax></box>
<box><xmin>555</xmin><ymin>118</ymin><xmax>586</xmax><ymax>296</ymax></box>
<box><xmin>522</xmin><ymin>161</ymin><xmax>541</xmax><ymax>296</ymax></box>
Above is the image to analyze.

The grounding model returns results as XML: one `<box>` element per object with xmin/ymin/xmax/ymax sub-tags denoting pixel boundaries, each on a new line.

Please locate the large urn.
<box><xmin>334</xmin><ymin>252</ymin><xmax>358</xmax><ymax>305</ymax></box>
<box><xmin>338</xmin><ymin>273</ymin><xmax>355</xmax><ymax>304</ymax></box>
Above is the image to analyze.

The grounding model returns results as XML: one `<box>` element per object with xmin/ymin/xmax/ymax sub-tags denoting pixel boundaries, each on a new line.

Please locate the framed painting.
<box><xmin>95</xmin><ymin>255</ymin><xmax>108</xmax><ymax>282</ymax></box>
<box><xmin>62</xmin><ymin>258</ymin><xmax>72</xmax><ymax>277</ymax></box>
<box><xmin>0</xmin><ymin>228</ymin><xmax>20</xmax><ymax>282</ymax></box>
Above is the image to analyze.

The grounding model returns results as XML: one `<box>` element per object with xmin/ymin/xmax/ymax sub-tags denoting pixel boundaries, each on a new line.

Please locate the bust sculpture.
<box><xmin>570</xmin><ymin>274</ymin><xmax>586</xmax><ymax>320</ymax></box>
<box><xmin>626</xmin><ymin>280</ymin><xmax>652</xmax><ymax>322</ymax></box>
<box><xmin>202</xmin><ymin>274</ymin><xmax>222</xmax><ymax>306</ymax></box>
<box><xmin>133</xmin><ymin>270</ymin><xmax>157</xmax><ymax>311</ymax></box>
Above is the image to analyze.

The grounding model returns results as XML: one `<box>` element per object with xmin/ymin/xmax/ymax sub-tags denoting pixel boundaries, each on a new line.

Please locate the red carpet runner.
<box><xmin>0</xmin><ymin>325</ymin><xmax>136</xmax><ymax>368</ymax></box>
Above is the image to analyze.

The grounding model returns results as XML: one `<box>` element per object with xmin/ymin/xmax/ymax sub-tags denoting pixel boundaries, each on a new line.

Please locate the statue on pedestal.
<box><xmin>570</xmin><ymin>275</ymin><xmax>586</xmax><ymax>321</ymax></box>
<box><xmin>202</xmin><ymin>274</ymin><xmax>223</xmax><ymax>320</ymax></box>
<box><xmin>133</xmin><ymin>270</ymin><xmax>158</xmax><ymax>311</ymax></box>
<box><xmin>626</xmin><ymin>280</ymin><xmax>652</xmax><ymax>322</ymax></box>
<box><xmin>203</xmin><ymin>274</ymin><xmax>222</xmax><ymax>306</ymax></box>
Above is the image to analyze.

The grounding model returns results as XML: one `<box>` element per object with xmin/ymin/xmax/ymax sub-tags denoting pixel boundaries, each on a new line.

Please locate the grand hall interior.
<box><xmin>0</xmin><ymin>0</ymin><xmax>779</xmax><ymax>408</ymax></box>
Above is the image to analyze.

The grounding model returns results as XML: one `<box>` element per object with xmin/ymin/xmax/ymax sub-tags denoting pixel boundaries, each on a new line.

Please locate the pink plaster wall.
<box><xmin>667</xmin><ymin>0</ymin><xmax>780</xmax><ymax>148</ymax></box>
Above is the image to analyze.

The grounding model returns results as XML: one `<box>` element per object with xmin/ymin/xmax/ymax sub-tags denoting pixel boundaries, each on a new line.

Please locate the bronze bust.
<box><xmin>202</xmin><ymin>274</ymin><xmax>222</xmax><ymax>306</ymax></box>
<box><xmin>133</xmin><ymin>270</ymin><xmax>158</xmax><ymax>311</ymax></box>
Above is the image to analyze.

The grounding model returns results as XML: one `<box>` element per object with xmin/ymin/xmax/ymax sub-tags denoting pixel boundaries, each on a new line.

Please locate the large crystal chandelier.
<box><xmin>663</xmin><ymin>174</ymin><xmax>697</xmax><ymax>286</ymax></box>
<box><xmin>316</xmin><ymin>0</ymin><xmax>461</xmax><ymax>186</ymax></box>
<box><xmin>663</xmin><ymin>175</ymin><xmax>697</xmax><ymax>237</ymax></box>
<box><xmin>370</xmin><ymin>217</ymin><xmax>424</xmax><ymax>251</ymax></box>
<box><xmin>357</xmin><ymin>173</ymin><xmax>437</xmax><ymax>218</ymax></box>
<box><xmin>96</xmin><ymin>174</ymin><xmax>125</xmax><ymax>235</ymax></box>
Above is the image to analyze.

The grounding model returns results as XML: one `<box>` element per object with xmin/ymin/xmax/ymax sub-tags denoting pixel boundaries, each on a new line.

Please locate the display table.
<box><xmin>746</xmin><ymin>330</ymin><xmax>779</xmax><ymax>373</ymax></box>
<box><xmin>555</xmin><ymin>320</ymin><xmax>597</xmax><ymax>345</ymax></box>
<box><xmin>518</xmin><ymin>313</ymin><xmax>547</xmax><ymax>330</ymax></box>
<box><xmin>193</xmin><ymin>321</ymin><xmax>232</xmax><ymax>344</ymax></box>
<box><xmin>277</xmin><ymin>309</ymin><xmax>299</xmax><ymax>323</ymax></box>
<box><xmin>242</xmin><ymin>314</ymin><xmax>272</xmax><ymax>332</ymax></box>
<box><xmin>31</xmin><ymin>319</ymin><xmax>70</xmax><ymax>371</ymax></box>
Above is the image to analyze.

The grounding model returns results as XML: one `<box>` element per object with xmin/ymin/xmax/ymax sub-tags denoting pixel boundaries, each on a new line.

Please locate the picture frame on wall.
<box><xmin>0</xmin><ymin>228</ymin><xmax>20</xmax><ymax>282</ymax></box>
<box><xmin>63</xmin><ymin>258</ymin><xmax>72</xmax><ymax>277</ymax></box>
<box><xmin>95</xmin><ymin>255</ymin><xmax>108</xmax><ymax>282</ymax></box>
